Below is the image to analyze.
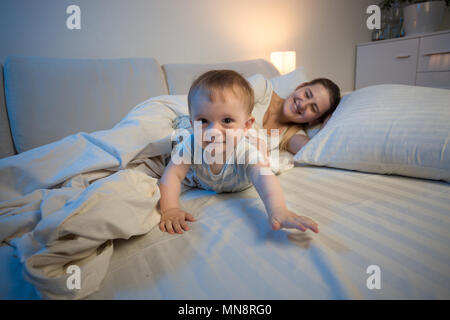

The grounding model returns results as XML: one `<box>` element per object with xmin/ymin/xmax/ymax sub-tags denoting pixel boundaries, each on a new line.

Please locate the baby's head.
<box><xmin>188</xmin><ymin>70</ymin><xmax>255</xmax><ymax>149</ymax></box>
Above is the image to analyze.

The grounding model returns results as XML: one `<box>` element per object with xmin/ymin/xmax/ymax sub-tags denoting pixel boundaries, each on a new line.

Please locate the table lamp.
<box><xmin>270</xmin><ymin>51</ymin><xmax>296</xmax><ymax>75</ymax></box>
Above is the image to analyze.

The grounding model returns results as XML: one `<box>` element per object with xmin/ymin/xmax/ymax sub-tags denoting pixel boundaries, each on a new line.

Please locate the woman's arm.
<box><xmin>287</xmin><ymin>113</ymin><xmax>333</xmax><ymax>154</ymax></box>
<box><xmin>287</xmin><ymin>134</ymin><xmax>310</xmax><ymax>154</ymax></box>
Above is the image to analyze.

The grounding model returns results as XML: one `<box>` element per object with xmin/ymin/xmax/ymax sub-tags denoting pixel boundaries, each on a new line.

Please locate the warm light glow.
<box><xmin>270</xmin><ymin>51</ymin><xmax>296</xmax><ymax>75</ymax></box>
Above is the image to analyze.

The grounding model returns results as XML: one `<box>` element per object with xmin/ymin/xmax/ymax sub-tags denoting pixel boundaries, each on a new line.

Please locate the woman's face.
<box><xmin>282</xmin><ymin>83</ymin><xmax>331</xmax><ymax>125</ymax></box>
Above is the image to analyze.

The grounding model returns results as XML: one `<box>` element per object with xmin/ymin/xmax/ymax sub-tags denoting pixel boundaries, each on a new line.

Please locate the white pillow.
<box><xmin>293</xmin><ymin>84</ymin><xmax>450</xmax><ymax>182</ymax></box>
<box><xmin>270</xmin><ymin>67</ymin><xmax>309</xmax><ymax>98</ymax></box>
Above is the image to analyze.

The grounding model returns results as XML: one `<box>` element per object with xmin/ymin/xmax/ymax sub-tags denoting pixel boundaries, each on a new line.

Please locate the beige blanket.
<box><xmin>0</xmin><ymin>95</ymin><xmax>189</xmax><ymax>299</ymax></box>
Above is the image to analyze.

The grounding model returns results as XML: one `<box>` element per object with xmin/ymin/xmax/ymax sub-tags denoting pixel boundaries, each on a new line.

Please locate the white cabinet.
<box><xmin>355</xmin><ymin>30</ymin><xmax>450</xmax><ymax>90</ymax></box>
<box><xmin>417</xmin><ymin>32</ymin><xmax>450</xmax><ymax>72</ymax></box>
<box><xmin>355</xmin><ymin>38</ymin><xmax>419</xmax><ymax>88</ymax></box>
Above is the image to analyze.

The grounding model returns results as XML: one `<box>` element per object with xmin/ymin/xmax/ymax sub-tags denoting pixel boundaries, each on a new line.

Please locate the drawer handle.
<box><xmin>395</xmin><ymin>55</ymin><xmax>411</xmax><ymax>59</ymax></box>
<box><xmin>423</xmin><ymin>50</ymin><xmax>450</xmax><ymax>56</ymax></box>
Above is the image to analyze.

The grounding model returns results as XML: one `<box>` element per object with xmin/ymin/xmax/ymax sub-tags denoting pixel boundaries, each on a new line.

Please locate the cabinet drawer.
<box><xmin>416</xmin><ymin>71</ymin><xmax>450</xmax><ymax>89</ymax></box>
<box><xmin>417</xmin><ymin>33</ymin><xmax>450</xmax><ymax>72</ymax></box>
<box><xmin>355</xmin><ymin>38</ymin><xmax>419</xmax><ymax>89</ymax></box>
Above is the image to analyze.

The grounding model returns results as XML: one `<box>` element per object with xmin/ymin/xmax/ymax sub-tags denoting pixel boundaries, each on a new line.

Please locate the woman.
<box><xmin>249</xmin><ymin>75</ymin><xmax>341</xmax><ymax>155</ymax></box>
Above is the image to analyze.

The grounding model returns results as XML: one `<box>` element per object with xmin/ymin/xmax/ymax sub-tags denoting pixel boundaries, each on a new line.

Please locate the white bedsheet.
<box><xmin>3</xmin><ymin>165</ymin><xmax>448</xmax><ymax>299</ymax></box>
<box><xmin>88</xmin><ymin>167</ymin><xmax>450</xmax><ymax>299</ymax></box>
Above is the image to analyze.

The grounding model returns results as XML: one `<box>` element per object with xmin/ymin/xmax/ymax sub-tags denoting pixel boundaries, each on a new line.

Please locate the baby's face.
<box><xmin>190</xmin><ymin>88</ymin><xmax>254</xmax><ymax>152</ymax></box>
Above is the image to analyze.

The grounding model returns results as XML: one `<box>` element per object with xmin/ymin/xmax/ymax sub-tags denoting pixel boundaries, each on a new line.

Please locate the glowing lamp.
<box><xmin>270</xmin><ymin>51</ymin><xmax>296</xmax><ymax>75</ymax></box>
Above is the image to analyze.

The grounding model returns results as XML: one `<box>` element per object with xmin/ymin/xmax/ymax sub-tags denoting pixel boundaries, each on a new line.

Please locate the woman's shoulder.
<box><xmin>248</xmin><ymin>74</ymin><xmax>273</xmax><ymax>105</ymax></box>
<box><xmin>247</xmin><ymin>73</ymin><xmax>266</xmax><ymax>89</ymax></box>
<box><xmin>249</xmin><ymin>74</ymin><xmax>274</xmax><ymax>128</ymax></box>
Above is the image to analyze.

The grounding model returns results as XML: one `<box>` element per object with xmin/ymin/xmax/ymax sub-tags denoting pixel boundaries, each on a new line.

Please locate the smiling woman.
<box><xmin>283</xmin><ymin>80</ymin><xmax>338</xmax><ymax>125</ymax></box>
<box><xmin>250</xmin><ymin>75</ymin><xmax>341</xmax><ymax>154</ymax></box>
<box><xmin>281</xmin><ymin>78</ymin><xmax>341</xmax><ymax>153</ymax></box>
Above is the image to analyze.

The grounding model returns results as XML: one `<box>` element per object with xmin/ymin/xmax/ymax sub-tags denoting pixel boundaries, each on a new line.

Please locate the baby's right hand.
<box><xmin>159</xmin><ymin>208</ymin><xmax>196</xmax><ymax>234</ymax></box>
<box><xmin>269</xmin><ymin>206</ymin><xmax>319</xmax><ymax>233</ymax></box>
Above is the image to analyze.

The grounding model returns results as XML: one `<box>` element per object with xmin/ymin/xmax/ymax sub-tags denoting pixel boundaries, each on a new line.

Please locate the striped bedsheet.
<box><xmin>86</xmin><ymin>166</ymin><xmax>450</xmax><ymax>299</ymax></box>
<box><xmin>1</xmin><ymin>166</ymin><xmax>449</xmax><ymax>299</ymax></box>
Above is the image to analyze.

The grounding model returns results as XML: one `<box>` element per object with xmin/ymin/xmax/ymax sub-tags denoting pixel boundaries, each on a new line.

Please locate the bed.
<box><xmin>76</xmin><ymin>167</ymin><xmax>450</xmax><ymax>299</ymax></box>
<box><xmin>2</xmin><ymin>165</ymin><xmax>449</xmax><ymax>299</ymax></box>
<box><xmin>0</xmin><ymin>56</ymin><xmax>449</xmax><ymax>300</ymax></box>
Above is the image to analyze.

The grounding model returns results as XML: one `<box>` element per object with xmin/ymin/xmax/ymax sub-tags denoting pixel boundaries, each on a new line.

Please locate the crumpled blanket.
<box><xmin>0</xmin><ymin>94</ymin><xmax>295</xmax><ymax>299</ymax></box>
<box><xmin>0</xmin><ymin>95</ymin><xmax>189</xmax><ymax>299</ymax></box>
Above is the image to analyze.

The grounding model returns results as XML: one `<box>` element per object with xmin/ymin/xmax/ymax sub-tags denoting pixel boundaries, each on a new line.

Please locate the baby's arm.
<box><xmin>158</xmin><ymin>160</ymin><xmax>196</xmax><ymax>234</ymax></box>
<box><xmin>247</xmin><ymin>163</ymin><xmax>319</xmax><ymax>233</ymax></box>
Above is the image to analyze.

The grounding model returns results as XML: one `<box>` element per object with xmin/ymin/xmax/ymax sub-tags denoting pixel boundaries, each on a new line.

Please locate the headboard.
<box><xmin>0</xmin><ymin>56</ymin><xmax>279</xmax><ymax>158</ymax></box>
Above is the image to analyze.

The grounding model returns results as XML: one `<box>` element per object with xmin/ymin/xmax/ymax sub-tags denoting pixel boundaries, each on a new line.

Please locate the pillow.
<box><xmin>270</xmin><ymin>67</ymin><xmax>309</xmax><ymax>98</ymax></box>
<box><xmin>293</xmin><ymin>84</ymin><xmax>450</xmax><ymax>182</ymax></box>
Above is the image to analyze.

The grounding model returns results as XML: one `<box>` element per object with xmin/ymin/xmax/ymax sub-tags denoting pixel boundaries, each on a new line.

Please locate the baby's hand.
<box><xmin>159</xmin><ymin>208</ymin><xmax>196</xmax><ymax>234</ymax></box>
<box><xmin>269</xmin><ymin>206</ymin><xmax>319</xmax><ymax>233</ymax></box>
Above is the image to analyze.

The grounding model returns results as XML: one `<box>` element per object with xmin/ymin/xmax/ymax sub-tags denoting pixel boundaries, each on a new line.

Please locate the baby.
<box><xmin>158</xmin><ymin>70</ymin><xmax>319</xmax><ymax>235</ymax></box>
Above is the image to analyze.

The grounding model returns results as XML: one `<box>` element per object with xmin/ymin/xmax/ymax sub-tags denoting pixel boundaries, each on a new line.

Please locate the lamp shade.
<box><xmin>270</xmin><ymin>51</ymin><xmax>296</xmax><ymax>75</ymax></box>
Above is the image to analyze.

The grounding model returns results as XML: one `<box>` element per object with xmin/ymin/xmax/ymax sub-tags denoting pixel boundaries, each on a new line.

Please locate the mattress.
<box><xmin>1</xmin><ymin>165</ymin><xmax>449</xmax><ymax>299</ymax></box>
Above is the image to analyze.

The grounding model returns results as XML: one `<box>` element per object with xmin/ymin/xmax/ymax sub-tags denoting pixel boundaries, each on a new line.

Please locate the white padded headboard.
<box><xmin>162</xmin><ymin>59</ymin><xmax>280</xmax><ymax>95</ymax></box>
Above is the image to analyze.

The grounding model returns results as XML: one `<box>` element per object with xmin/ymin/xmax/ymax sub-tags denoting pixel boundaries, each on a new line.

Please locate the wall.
<box><xmin>441</xmin><ymin>6</ymin><xmax>450</xmax><ymax>31</ymax></box>
<box><xmin>0</xmin><ymin>0</ymin><xmax>398</xmax><ymax>92</ymax></box>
